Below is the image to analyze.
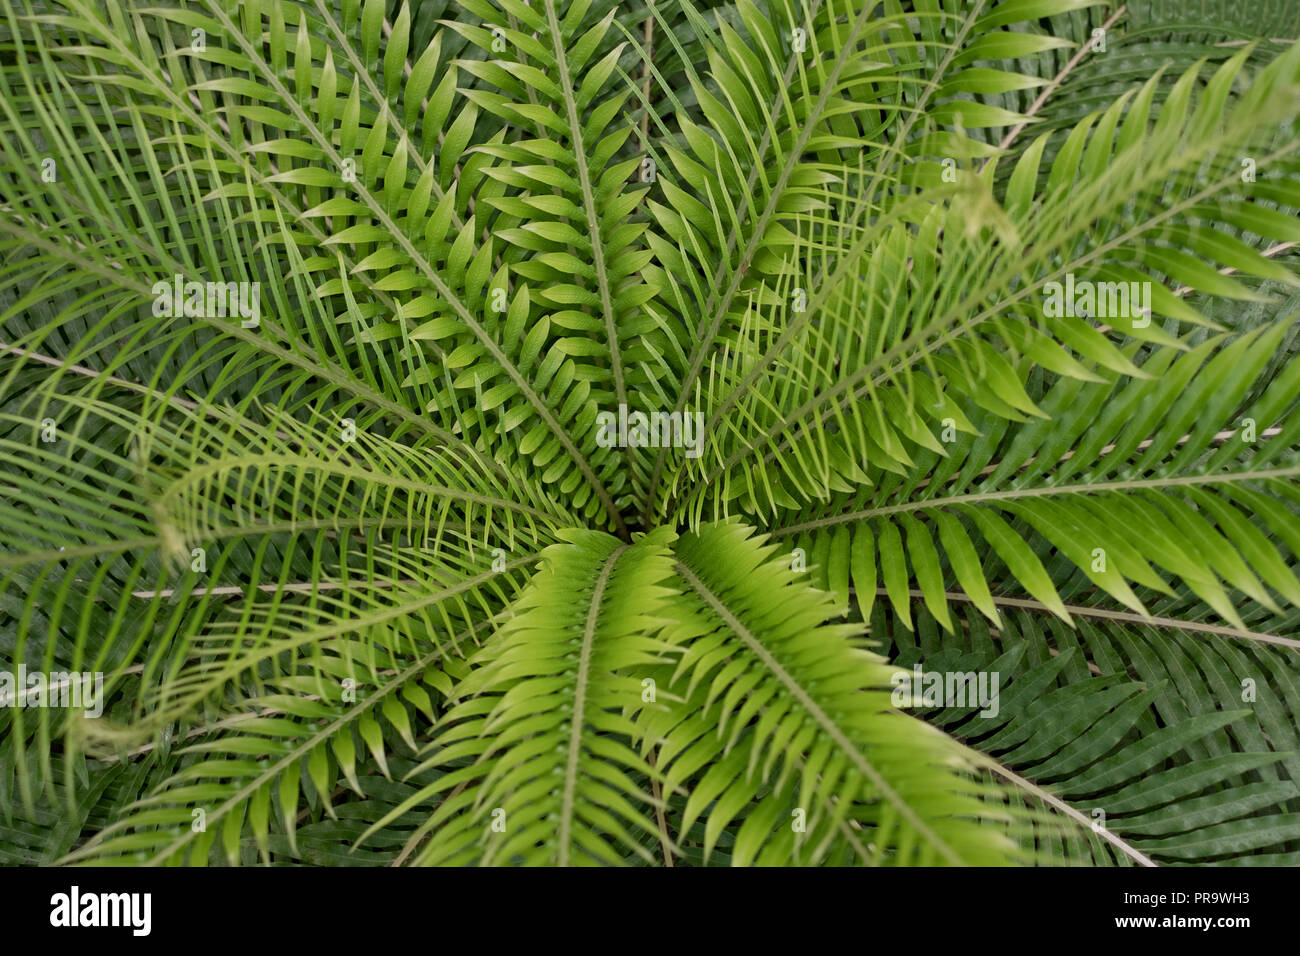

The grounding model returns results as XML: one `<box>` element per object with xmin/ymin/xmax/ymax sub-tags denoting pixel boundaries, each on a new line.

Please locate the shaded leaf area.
<box><xmin>871</xmin><ymin>596</ymin><xmax>1300</xmax><ymax>865</ymax></box>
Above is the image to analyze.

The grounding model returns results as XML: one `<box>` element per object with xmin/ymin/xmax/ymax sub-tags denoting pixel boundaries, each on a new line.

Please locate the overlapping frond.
<box><xmin>2</xmin><ymin>0</ymin><xmax>1299</xmax><ymax>868</ymax></box>
<box><xmin>638</xmin><ymin>0</ymin><xmax>1108</xmax><ymax>519</ymax></box>
<box><xmin>772</xmin><ymin>315</ymin><xmax>1300</xmax><ymax>631</ymax></box>
<box><xmin>650</xmin><ymin>520</ymin><xmax>1030</xmax><ymax>865</ymax></box>
<box><xmin>874</xmin><ymin>596</ymin><xmax>1300</xmax><ymax>865</ymax></box>
<box><xmin>0</xmin><ymin>376</ymin><xmax>557</xmax><ymax>815</ymax></box>
<box><xmin>663</xmin><ymin>43</ymin><xmax>1300</xmax><ymax>525</ymax></box>
<box><xmin>60</xmin><ymin>622</ymin><xmax>488</xmax><ymax>865</ymax></box>
<box><xmin>385</xmin><ymin>527</ymin><xmax>679</xmax><ymax>865</ymax></box>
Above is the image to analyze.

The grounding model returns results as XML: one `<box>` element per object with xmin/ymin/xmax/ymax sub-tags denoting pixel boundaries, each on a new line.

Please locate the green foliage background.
<box><xmin>1</xmin><ymin>0</ymin><xmax>1300</xmax><ymax>865</ymax></box>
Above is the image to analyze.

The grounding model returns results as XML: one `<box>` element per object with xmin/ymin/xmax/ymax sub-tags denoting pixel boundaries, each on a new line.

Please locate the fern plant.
<box><xmin>2</xmin><ymin>0</ymin><xmax>1300</xmax><ymax>866</ymax></box>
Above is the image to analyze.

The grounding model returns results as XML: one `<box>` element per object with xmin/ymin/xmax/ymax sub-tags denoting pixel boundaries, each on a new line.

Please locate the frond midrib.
<box><xmin>540</xmin><ymin>0</ymin><xmax>628</xmax><ymax>412</ymax></box>
<box><xmin>877</xmin><ymin>587</ymin><xmax>1300</xmax><ymax>650</ymax></box>
<box><xmin>557</xmin><ymin>542</ymin><xmax>627</xmax><ymax>865</ymax></box>
<box><xmin>772</xmin><ymin>464</ymin><xmax>1300</xmax><ymax>535</ymax></box>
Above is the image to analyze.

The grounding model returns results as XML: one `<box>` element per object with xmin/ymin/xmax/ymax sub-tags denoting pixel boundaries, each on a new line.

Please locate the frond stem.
<box><xmin>557</xmin><ymin>543</ymin><xmax>628</xmax><ymax>865</ymax></box>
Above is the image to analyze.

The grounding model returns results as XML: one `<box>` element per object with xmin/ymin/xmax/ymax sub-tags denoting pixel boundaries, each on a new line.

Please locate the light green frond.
<box><xmin>653</xmin><ymin>519</ymin><xmax>1031</xmax><ymax>865</ymax></box>
<box><xmin>387</xmin><ymin>526</ymin><xmax>679</xmax><ymax>865</ymax></box>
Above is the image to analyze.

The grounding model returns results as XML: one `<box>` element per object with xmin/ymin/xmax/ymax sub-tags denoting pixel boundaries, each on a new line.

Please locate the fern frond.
<box><xmin>773</xmin><ymin>316</ymin><xmax>1300</xmax><ymax>631</ymax></box>
<box><xmin>873</xmin><ymin>596</ymin><xmax>1300</xmax><ymax>865</ymax></box>
<box><xmin>4</xmin><ymin>0</ymin><xmax>1300</xmax><ymax>869</ymax></box>
<box><xmin>653</xmin><ymin>519</ymin><xmax>1029</xmax><ymax>865</ymax></box>
<box><xmin>389</xmin><ymin>527</ymin><xmax>678</xmax><ymax>865</ymax></box>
